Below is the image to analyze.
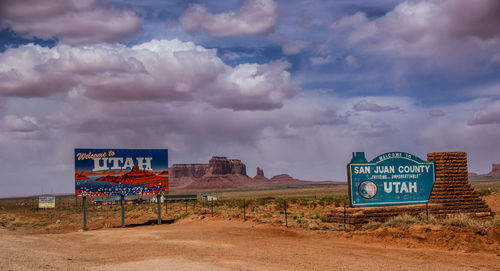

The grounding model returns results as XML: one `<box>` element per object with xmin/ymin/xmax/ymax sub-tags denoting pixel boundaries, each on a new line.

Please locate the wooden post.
<box><xmin>343</xmin><ymin>205</ymin><xmax>346</xmax><ymax>231</ymax></box>
<box><xmin>157</xmin><ymin>195</ymin><xmax>162</xmax><ymax>225</ymax></box>
<box><xmin>82</xmin><ymin>196</ymin><xmax>87</xmax><ymax>231</ymax></box>
<box><xmin>426</xmin><ymin>202</ymin><xmax>429</xmax><ymax>221</ymax></box>
<box><xmin>120</xmin><ymin>195</ymin><xmax>125</xmax><ymax>228</ymax></box>
<box><xmin>211</xmin><ymin>200</ymin><xmax>214</xmax><ymax>217</ymax></box>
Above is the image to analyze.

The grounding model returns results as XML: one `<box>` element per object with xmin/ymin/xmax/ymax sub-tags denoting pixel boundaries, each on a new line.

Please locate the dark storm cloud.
<box><xmin>353</xmin><ymin>100</ymin><xmax>399</xmax><ymax>112</ymax></box>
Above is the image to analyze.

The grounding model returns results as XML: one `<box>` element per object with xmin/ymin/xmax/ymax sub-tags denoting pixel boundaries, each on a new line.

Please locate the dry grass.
<box><xmin>1</xmin><ymin>191</ymin><xmax>499</xmax><ymax>234</ymax></box>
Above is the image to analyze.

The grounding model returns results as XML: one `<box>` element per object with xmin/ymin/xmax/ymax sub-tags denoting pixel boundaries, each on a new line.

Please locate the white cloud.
<box><xmin>468</xmin><ymin>100</ymin><xmax>500</xmax><ymax>125</ymax></box>
<box><xmin>272</xmin><ymin>36</ymin><xmax>309</xmax><ymax>55</ymax></box>
<box><xmin>180</xmin><ymin>0</ymin><xmax>277</xmax><ymax>37</ymax></box>
<box><xmin>331</xmin><ymin>0</ymin><xmax>500</xmax><ymax>59</ymax></box>
<box><xmin>345</xmin><ymin>55</ymin><xmax>359</xmax><ymax>68</ymax></box>
<box><xmin>309</xmin><ymin>55</ymin><xmax>335</xmax><ymax>66</ymax></box>
<box><xmin>0</xmin><ymin>39</ymin><xmax>299</xmax><ymax>110</ymax></box>
<box><xmin>3</xmin><ymin>114</ymin><xmax>39</xmax><ymax>133</ymax></box>
<box><xmin>0</xmin><ymin>0</ymin><xmax>142</xmax><ymax>45</ymax></box>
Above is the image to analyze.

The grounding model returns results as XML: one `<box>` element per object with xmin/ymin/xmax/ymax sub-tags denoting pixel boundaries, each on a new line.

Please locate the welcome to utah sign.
<box><xmin>348</xmin><ymin>152</ymin><xmax>435</xmax><ymax>207</ymax></box>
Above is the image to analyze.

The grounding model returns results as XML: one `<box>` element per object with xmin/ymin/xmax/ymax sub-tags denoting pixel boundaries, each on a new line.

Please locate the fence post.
<box><xmin>343</xmin><ymin>205</ymin><xmax>346</xmax><ymax>231</ymax></box>
<box><xmin>211</xmin><ymin>200</ymin><xmax>214</xmax><ymax>217</ymax></box>
<box><xmin>284</xmin><ymin>200</ymin><xmax>288</xmax><ymax>228</ymax></box>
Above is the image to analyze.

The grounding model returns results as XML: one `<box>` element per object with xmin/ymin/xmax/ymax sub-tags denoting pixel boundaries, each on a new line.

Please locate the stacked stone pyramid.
<box><xmin>427</xmin><ymin>151</ymin><xmax>492</xmax><ymax>216</ymax></box>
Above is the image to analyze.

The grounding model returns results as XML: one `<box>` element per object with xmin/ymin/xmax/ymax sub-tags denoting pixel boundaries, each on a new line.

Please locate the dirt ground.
<box><xmin>1</xmin><ymin>215</ymin><xmax>499</xmax><ymax>271</ymax></box>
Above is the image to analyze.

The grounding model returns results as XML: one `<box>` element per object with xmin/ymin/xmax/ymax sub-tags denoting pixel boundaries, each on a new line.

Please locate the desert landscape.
<box><xmin>1</xmin><ymin>176</ymin><xmax>499</xmax><ymax>270</ymax></box>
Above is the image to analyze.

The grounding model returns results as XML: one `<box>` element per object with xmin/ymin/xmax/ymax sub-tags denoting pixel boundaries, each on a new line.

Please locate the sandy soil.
<box><xmin>1</xmin><ymin>216</ymin><xmax>499</xmax><ymax>271</ymax></box>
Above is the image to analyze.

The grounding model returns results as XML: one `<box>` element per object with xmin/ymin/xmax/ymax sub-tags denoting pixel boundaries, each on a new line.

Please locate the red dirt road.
<box><xmin>1</xmin><ymin>217</ymin><xmax>499</xmax><ymax>271</ymax></box>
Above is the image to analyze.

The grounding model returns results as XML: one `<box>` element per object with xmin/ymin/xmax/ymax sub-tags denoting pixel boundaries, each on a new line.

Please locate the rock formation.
<box><xmin>169</xmin><ymin>164</ymin><xmax>208</xmax><ymax>178</ymax></box>
<box><xmin>253</xmin><ymin>167</ymin><xmax>268</xmax><ymax>181</ymax></box>
<box><xmin>171</xmin><ymin>156</ymin><xmax>247</xmax><ymax>178</ymax></box>
<box><xmin>207</xmin><ymin>156</ymin><xmax>231</xmax><ymax>175</ymax></box>
<box><xmin>256</xmin><ymin>167</ymin><xmax>264</xmax><ymax>177</ymax></box>
<box><xmin>229</xmin><ymin>159</ymin><xmax>246</xmax><ymax>175</ymax></box>
<box><xmin>485</xmin><ymin>163</ymin><xmax>500</xmax><ymax>177</ymax></box>
<box><xmin>168</xmin><ymin>156</ymin><xmax>339</xmax><ymax>192</ymax></box>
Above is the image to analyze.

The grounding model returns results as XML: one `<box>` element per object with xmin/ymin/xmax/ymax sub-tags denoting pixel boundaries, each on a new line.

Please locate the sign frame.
<box><xmin>348</xmin><ymin>152</ymin><xmax>435</xmax><ymax>207</ymax></box>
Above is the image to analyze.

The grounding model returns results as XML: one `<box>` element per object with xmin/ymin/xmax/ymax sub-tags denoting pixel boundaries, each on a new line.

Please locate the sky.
<box><xmin>0</xmin><ymin>0</ymin><xmax>499</xmax><ymax>197</ymax></box>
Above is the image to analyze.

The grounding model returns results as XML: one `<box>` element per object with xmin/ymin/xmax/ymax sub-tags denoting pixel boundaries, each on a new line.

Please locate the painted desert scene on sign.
<box><xmin>74</xmin><ymin>149</ymin><xmax>169</xmax><ymax>196</ymax></box>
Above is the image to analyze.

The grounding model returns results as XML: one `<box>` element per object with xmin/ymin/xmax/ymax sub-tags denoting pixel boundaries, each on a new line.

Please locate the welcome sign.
<box><xmin>75</xmin><ymin>148</ymin><xmax>168</xmax><ymax>196</ymax></box>
<box><xmin>39</xmin><ymin>196</ymin><xmax>56</xmax><ymax>208</ymax></box>
<box><xmin>348</xmin><ymin>152</ymin><xmax>435</xmax><ymax>207</ymax></box>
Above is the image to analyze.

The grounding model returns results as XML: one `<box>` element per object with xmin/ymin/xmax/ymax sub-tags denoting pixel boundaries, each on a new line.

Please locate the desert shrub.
<box><xmin>174</xmin><ymin>212</ymin><xmax>191</xmax><ymax>222</ymax></box>
<box><xmin>441</xmin><ymin>214</ymin><xmax>492</xmax><ymax>229</ymax></box>
<box><xmin>476</xmin><ymin>188</ymin><xmax>492</xmax><ymax>196</ymax></box>
<box><xmin>299</xmin><ymin>199</ymin><xmax>309</xmax><ymax>206</ymax></box>
<box><xmin>362</xmin><ymin>221</ymin><xmax>383</xmax><ymax>231</ymax></box>
<box><xmin>317</xmin><ymin>195</ymin><xmax>349</xmax><ymax>207</ymax></box>
<box><xmin>256</xmin><ymin>197</ymin><xmax>275</xmax><ymax>206</ymax></box>
<box><xmin>384</xmin><ymin>214</ymin><xmax>420</xmax><ymax>229</ymax></box>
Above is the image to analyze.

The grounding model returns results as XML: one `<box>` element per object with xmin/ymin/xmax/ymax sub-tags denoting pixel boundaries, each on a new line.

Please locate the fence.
<box><xmin>0</xmin><ymin>195</ymin><xmax>349</xmax><ymax>231</ymax></box>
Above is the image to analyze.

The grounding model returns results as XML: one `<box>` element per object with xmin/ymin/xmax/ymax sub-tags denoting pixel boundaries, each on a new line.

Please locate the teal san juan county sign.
<box><xmin>348</xmin><ymin>152</ymin><xmax>435</xmax><ymax>207</ymax></box>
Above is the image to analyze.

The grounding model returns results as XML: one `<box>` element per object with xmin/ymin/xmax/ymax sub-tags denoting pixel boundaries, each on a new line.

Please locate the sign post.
<box><xmin>120</xmin><ymin>195</ymin><xmax>125</xmax><ymax>228</ymax></box>
<box><xmin>82</xmin><ymin>196</ymin><xmax>87</xmax><ymax>231</ymax></box>
<box><xmin>157</xmin><ymin>194</ymin><xmax>162</xmax><ymax>225</ymax></box>
<box><xmin>348</xmin><ymin>152</ymin><xmax>435</xmax><ymax>207</ymax></box>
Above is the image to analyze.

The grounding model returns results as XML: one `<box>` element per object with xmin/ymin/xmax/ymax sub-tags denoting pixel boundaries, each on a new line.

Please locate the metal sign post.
<box><xmin>120</xmin><ymin>195</ymin><xmax>125</xmax><ymax>228</ymax></box>
<box><xmin>157</xmin><ymin>195</ymin><xmax>162</xmax><ymax>225</ymax></box>
<box><xmin>82</xmin><ymin>196</ymin><xmax>87</xmax><ymax>231</ymax></box>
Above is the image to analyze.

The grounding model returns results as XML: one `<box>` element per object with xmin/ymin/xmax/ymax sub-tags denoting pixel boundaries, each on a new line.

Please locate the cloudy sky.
<box><xmin>1</xmin><ymin>0</ymin><xmax>499</xmax><ymax>197</ymax></box>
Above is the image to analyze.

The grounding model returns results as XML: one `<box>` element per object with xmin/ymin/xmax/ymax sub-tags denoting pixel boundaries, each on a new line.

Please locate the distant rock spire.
<box><xmin>256</xmin><ymin>167</ymin><xmax>264</xmax><ymax>177</ymax></box>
